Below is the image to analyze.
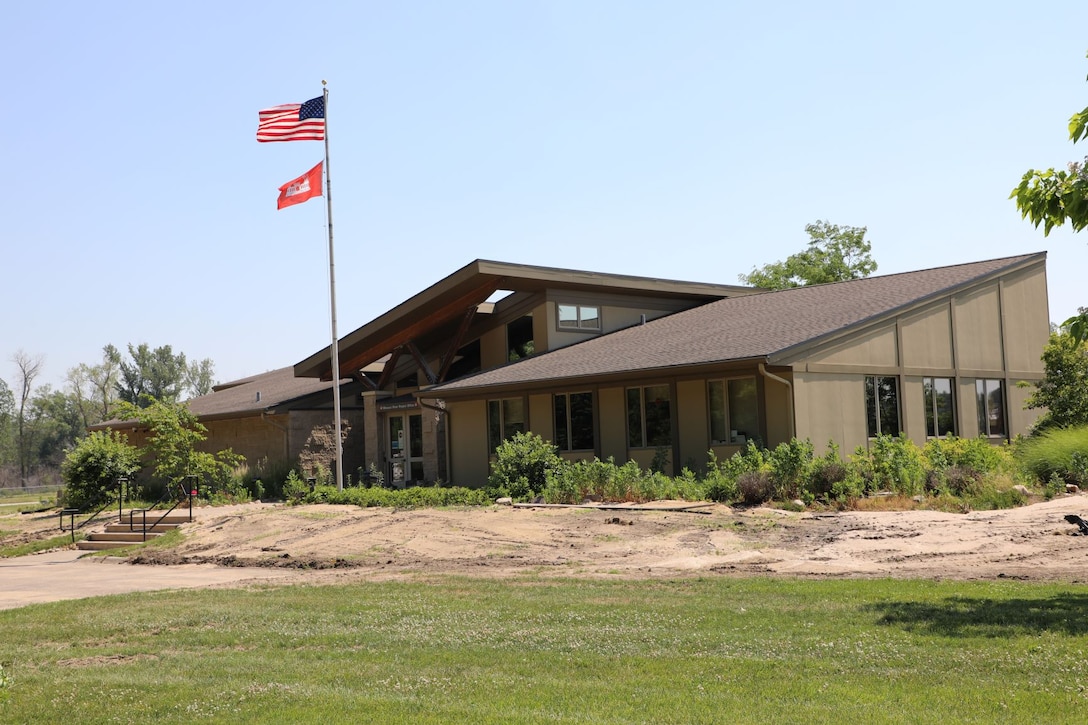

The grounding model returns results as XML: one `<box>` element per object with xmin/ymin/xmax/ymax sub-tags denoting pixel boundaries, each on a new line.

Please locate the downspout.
<box><xmin>417</xmin><ymin>398</ymin><xmax>451</xmax><ymax>484</ymax></box>
<box><xmin>758</xmin><ymin>363</ymin><xmax>795</xmax><ymax>441</ymax></box>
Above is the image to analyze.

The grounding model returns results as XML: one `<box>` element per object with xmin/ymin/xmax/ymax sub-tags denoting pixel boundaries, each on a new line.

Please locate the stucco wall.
<box><xmin>447</xmin><ymin>399</ymin><xmax>489</xmax><ymax>486</ymax></box>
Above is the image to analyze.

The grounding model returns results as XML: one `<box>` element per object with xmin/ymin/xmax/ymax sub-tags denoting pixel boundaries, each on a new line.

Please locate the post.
<box><xmin>322</xmin><ymin>81</ymin><xmax>344</xmax><ymax>491</ymax></box>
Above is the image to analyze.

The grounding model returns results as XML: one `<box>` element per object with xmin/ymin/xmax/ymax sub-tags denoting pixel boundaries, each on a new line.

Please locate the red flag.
<box><xmin>277</xmin><ymin>161</ymin><xmax>323</xmax><ymax>210</ymax></box>
<box><xmin>257</xmin><ymin>96</ymin><xmax>325</xmax><ymax>142</ymax></box>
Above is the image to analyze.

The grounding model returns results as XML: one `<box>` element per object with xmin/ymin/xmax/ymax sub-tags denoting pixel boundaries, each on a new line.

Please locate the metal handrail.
<box><xmin>128</xmin><ymin>480</ymin><xmax>197</xmax><ymax>541</ymax></box>
<box><xmin>59</xmin><ymin>481</ymin><xmax>126</xmax><ymax>542</ymax></box>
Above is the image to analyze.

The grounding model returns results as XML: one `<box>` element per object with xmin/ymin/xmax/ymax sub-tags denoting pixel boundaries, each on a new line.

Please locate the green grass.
<box><xmin>2</xmin><ymin>577</ymin><xmax>1088</xmax><ymax>723</ymax></box>
<box><xmin>0</xmin><ymin>532</ymin><xmax>84</xmax><ymax>558</ymax></box>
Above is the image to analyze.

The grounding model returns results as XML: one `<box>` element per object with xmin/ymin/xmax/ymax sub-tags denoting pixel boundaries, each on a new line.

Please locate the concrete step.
<box><xmin>87</xmin><ymin>532</ymin><xmax>163</xmax><ymax>543</ymax></box>
<box><xmin>119</xmin><ymin>513</ymin><xmax>192</xmax><ymax>526</ymax></box>
<box><xmin>76</xmin><ymin>539</ymin><xmax>150</xmax><ymax>551</ymax></box>
<box><xmin>105</xmin><ymin>523</ymin><xmax>178</xmax><ymax>534</ymax></box>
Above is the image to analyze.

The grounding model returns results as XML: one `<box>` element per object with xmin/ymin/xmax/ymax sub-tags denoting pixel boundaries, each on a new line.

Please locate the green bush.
<box><xmin>767</xmin><ymin>438</ymin><xmax>814</xmax><ymax>500</ymax></box>
<box><xmin>805</xmin><ymin>442</ymin><xmax>850</xmax><ymax>501</ymax></box>
<box><xmin>300</xmin><ymin>483</ymin><xmax>495</xmax><ymax>508</ymax></box>
<box><xmin>488</xmin><ymin>432</ymin><xmax>565</xmax><ymax>499</ymax></box>
<box><xmin>1016</xmin><ymin>425</ymin><xmax>1088</xmax><ymax>485</ymax></box>
<box><xmin>865</xmin><ymin>434</ymin><xmax>927</xmax><ymax>496</ymax></box>
<box><xmin>60</xmin><ymin>430</ymin><xmax>141</xmax><ymax>510</ymax></box>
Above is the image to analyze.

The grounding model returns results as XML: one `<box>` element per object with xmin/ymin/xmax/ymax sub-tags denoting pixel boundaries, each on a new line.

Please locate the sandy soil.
<box><xmin>112</xmin><ymin>495</ymin><xmax>1088</xmax><ymax>584</ymax></box>
<box><xmin>7</xmin><ymin>495</ymin><xmax>1088</xmax><ymax>596</ymax></box>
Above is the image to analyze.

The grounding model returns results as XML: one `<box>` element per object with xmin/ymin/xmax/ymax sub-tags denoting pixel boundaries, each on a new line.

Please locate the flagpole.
<box><xmin>322</xmin><ymin>80</ymin><xmax>344</xmax><ymax>491</ymax></box>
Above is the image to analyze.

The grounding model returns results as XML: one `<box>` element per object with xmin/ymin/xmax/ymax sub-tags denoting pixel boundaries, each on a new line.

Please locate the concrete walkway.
<box><xmin>0</xmin><ymin>549</ymin><xmax>292</xmax><ymax>611</ymax></box>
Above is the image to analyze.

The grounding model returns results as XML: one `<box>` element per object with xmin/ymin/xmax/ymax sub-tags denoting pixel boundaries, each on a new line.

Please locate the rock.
<box><xmin>791</xmin><ymin>499</ymin><xmax>806</xmax><ymax>509</ymax></box>
<box><xmin>1012</xmin><ymin>485</ymin><xmax>1030</xmax><ymax>496</ymax></box>
<box><xmin>1067</xmin><ymin>484</ymin><xmax>1080</xmax><ymax>495</ymax></box>
<box><xmin>496</xmin><ymin>497</ymin><xmax>513</xmax><ymax>505</ymax></box>
<box><xmin>912</xmin><ymin>495</ymin><xmax>925</xmax><ymax>503</ymax></box>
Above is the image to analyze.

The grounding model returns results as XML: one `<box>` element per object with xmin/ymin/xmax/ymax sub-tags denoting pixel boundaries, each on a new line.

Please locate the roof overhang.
<box><xmin>294</xmin><ymin>259</ymin><xmax>752</xmax><ymax>381</ymax></box>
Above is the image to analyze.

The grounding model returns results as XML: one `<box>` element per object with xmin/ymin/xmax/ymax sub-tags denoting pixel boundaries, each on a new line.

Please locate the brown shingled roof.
<box><xmin>424</xmin><ymin>253</ymin><xmax>1045</xmax><ymax>396</ymax></box>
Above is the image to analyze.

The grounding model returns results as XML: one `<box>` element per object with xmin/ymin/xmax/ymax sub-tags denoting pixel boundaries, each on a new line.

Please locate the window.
<box><xmin>864</xmin><ymin>376</ymin><xmax>900</xmax><ymax>438</ymax></box>
<box><xmin>487</xmin><ymin>398</ymin><xmax>525</xmax><ymax>452</ymax></box>
<box><xmin>923</xmin><ymin>377</ymin><xmax>956</xmax><ymax>438</ymax></box>
<box><xmin>554</xmin><ymin>392</ymin><xmax>594</xmax><ymax>451</ymax></box>
<box><xmin>627</xmin><ymin>385</ymin><xmax>672</xmax><ymax>448</ymax></box>
<box><xmin>557</xmin><ymin>303</ymin><xmax>601</xmax><ymax>331</ymax></box>
<box><xmin>708</xmin><ymin>377</ymin><xmax>759</xmax><ymax>444</ymax></box>
<box><xmin>976</xmin><ymin>379</ymin><xmax>1006</xmax><ymax>438</ymax></box>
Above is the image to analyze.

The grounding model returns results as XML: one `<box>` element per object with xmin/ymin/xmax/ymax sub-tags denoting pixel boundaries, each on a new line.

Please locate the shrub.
<box><xmin>1016</xmin><ymin>425</ymin><xmax>1088</xmax><ymax>485</ymax></box>
<box><xmin>865</xmin><ymin>434</ymin><xmax>927</xmax><ymax>496</ymax></box>
<box><xmin>488</xmin><ymin>432</ymin><xmax>565</xmax><ymax>499</ymax></box>
<box><xmin>60</xmin><ymin>431</ymin><xmax>141</xmax><ymax>510</ymax></box>
<box><xmin>767</xmin><ymin>438</ymin><xmax>814</xmax><ymax>500</ymax></box>
<box><xmin>737</xmin><ymin>470</ymin><xmax>775</xmax><ymax>505</ymax></box>
<box><xmin>806</xmin><ymin>442</ymin><xmax>849</xmax><ymax>501</ymax></box>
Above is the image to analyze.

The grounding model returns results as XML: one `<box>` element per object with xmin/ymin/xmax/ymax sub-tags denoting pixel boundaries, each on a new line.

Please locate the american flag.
<box><xmin>257</xmin><ymin>96</ymin><xmax>325</xmax><ymax>142</ymax></box>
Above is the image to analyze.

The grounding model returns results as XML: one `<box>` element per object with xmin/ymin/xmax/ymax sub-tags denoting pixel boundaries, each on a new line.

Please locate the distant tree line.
<box><xmin>0</xmin><ymin>344</ymin><xmax>215</xmax><ymax>488</ymax></box>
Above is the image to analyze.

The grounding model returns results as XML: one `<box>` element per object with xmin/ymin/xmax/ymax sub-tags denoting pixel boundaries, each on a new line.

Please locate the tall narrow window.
<box><xmin>627</xmin><ymin>385</ymin><xmax>671</xmax><ymax>448</ymax></box>
<box><xmin>976</xmin><ymin>379</ymin><xmax>1006</xmax><ymax>438</ymax></box>
<box><xmin>554</xmin><ymin>392</ymin><xmax>594</xmax><ymax>451</ymax></box>
<box><xmin>709</xmin><ymin>377</ymin><xmax>759</xmax><ymax>444</ymax></box>
<box><xmin>487</xmin><ymin>398</ymin><xmax>526</xmax><ymax>452</ymax></box>
<box><xmin>557</xmin><ymin>303</ymin><xmax>601</xmax><ymax>331</ymax></box>
<box><xmin>865</xmin><ymin>376</ymin><xmax>900</xmax><ymax>438</ymax></box>
<box><xmin>923</xmin><ymin>377</ymin><xmax>956</xmax><ymax>438</ymax></box>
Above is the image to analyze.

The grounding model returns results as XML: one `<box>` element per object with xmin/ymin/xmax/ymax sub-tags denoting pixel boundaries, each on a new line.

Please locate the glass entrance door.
<box><xmin>388</xmin><ymin>413</ymin><xmax>424</xmax><ymax>485</ymax></box>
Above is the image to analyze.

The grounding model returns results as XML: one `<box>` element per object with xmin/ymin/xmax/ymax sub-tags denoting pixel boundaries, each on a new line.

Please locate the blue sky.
<box><xmin>3</xmin><ymin>1</ymin><xmax>1088</xmax><ymax>392</ymax></box>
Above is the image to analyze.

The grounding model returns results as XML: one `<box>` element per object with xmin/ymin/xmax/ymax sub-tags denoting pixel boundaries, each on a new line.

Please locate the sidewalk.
<box><xmin>0</xmin><ymin>549</ymin><xmax>291</xmax><ymax>611</ymax></box>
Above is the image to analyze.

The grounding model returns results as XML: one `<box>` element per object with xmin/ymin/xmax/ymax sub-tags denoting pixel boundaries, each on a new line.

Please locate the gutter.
<box><xmin>758</xmin><ymin>363</ymin><xmax>795</xmax><ymax>441</ymax></box>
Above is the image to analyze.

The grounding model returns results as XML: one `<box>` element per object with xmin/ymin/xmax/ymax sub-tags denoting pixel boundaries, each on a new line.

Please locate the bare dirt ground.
<box><xmin>114</xmin><ymin>495</ymin><xmax>1088</xmax><ymax>584</ymax></box>
<box><xmin>6</xmin><ymin>494</ymin><xmax>1088</xmax><ymax>605</ymax></box>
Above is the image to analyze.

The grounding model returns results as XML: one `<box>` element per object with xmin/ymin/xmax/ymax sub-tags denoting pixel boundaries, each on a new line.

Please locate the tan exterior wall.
<box><xmin>900</xmin><ymin>377</ymin><xmax>928</xmax><ymax>448</ymax></box>
<box><xmin>956</xmin><ymin>378</ymin><xmax>980</xmax><ymax>438</ymax></box>
<box><xmin>792</xmin><ymin>372</ymin><xmax>866</xmax><ymax>453</ymax></box>
<box><xmin>676</xmin><ymin>379</ymin><xmax>709</xmax><ymax>473</ymax></box>
<box><xmin>1007</xmin><ymin>380</ymin><xmax>1042</xmax><ymax>439</ymax></box>
<box><xmin>762</xmin><ymin>370</ymin><xmax>794</xmax><ymax>448</ymax></box>
<box><xmin>201</xmin><ymin>415</ymin><xmax>289</xmax><ymax>467</ymax></box>
<box><xmin>598</xmin><ymin>386</ymin><xmax>628</xmax><ymax>464</ymax></box>
<box><xmin>806</xmin><ymin>324</ymin><xmax>898</xmax><ymax>367</ymax></box>
<box><xmin>528</xmin><ymin>393</ymin><xmax>553</xmax><ymax>442</ymax></box>
<box><xmin>479</xmin><ymin>327</ymin><xmax>508</xmax><ymax>370</ymax></box>
<box><xmin>900</xmin><ymin>304</ymin><xmax>954</xmax><ymax>369</ymax></box>
<box><xmin>953</xmin><ymin>284</ymin><xmax>1004</xmax><ymax>373</ymax></box>
<box><xmin>448</xmin><ymin>399</ymin><xmax>490</xmax><ymax>486</ymax></box>
<box><xmin>541</xmin><ymin>296</ymin><xmax>689</xmax><ymax>353</ymax></box>
<box><xmin>1000</xmin><ymin>265</ymin><xmax>1050</xmax><ymax>375</ymax></box>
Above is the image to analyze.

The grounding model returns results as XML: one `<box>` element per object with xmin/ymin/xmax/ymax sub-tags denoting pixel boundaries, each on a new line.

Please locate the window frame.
<box><xmin>975</xmin><ymin>379</ymin><xmax>1007</xmax><ymax>439</ymax></box>
<box><xmin>556</xmin><ymin>303</ymin><xmax>601</xmax><ymax>332</ymax></box>
<box><xmin>707</xmin><ymin>376</ymin><xmax>759</xmax><ymax>445</ymax></box>
<box><xmin>864</xmin><ymin>375</ymin><xmax>901</xmax><ymax>438</ymax></box>
<box><xmin>626</xmin><ymin>384</ymin><xmax>672</xmax><ymax>449</ymax></box>
<box><xmin>487</xmin><ymin>397</ymin><xmax>526</xmax><ymax>453</ymax></box>
<box><xmin>553</xmin><ymin>391</ymin><xmax>595</xmax><ymax>452</ymax></box>
<box><xmin>923</xmin><ymin>376</ymin><xmax>956</xmax><ymax>438</ymax></box>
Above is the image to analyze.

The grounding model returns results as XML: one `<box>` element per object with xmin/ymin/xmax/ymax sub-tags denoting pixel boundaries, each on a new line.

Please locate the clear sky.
<box><xmin>3</xmin><ymin>1</ymin><xmax>1088</xmax><ymax>392</ymax></box>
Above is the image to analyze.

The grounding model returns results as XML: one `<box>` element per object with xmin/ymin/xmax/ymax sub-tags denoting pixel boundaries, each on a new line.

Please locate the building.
<box><xmin>289</xmin><ymin>252</ymin><xmax>1049</xmax><ymax>487</ymax></box>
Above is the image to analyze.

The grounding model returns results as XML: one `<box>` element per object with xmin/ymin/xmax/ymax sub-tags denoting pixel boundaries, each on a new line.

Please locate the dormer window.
<box><xmin>557</xmin><ymin>303</ymin><xmax>600</xmax><ymax>331</ymax></box>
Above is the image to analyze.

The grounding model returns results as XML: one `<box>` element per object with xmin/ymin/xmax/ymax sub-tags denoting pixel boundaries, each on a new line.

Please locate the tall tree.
<box><xmin>1011</xmin><ymin>51</ymin><xmax>1088</xmax><ymax>344</ymax></box>
<box><xmin>739</xmin><ymin>220</ymin><xmax>877</xmax><ymax>290</ymax></box>
<box><xmin>186</xmin><ymin>357</ymin><xmax>216</xmax><ymax>398</ymax></box>
<box><xmin>0</xmin><ymin>378</ymin><xmax>15</xmax><ymax>480</ymax></box>
<box><xmin>11</xmin><ymin>350</ymin><xmax>44</xmax><ymax>481</ymax></box>
<box><xmin>117</xmin><ymin>343</ymin><xmax>188</xmax><ymax>407</ymax></box>
<box><xmin>1025</xmin><ymin>326</ymin><xmax>1088</xmax><ymax>431</ymax></box>
<box><xmin>67</xmin><ymin>344</ymin><xmax>122</xmax><ymax>427</ymax></box>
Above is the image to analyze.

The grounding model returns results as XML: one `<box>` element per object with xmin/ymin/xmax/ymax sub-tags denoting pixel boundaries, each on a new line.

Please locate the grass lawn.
<box><xmin>2</xmin><ymin>576</ymin><xmax>1087</xmax><ymax>723</ymax></box>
